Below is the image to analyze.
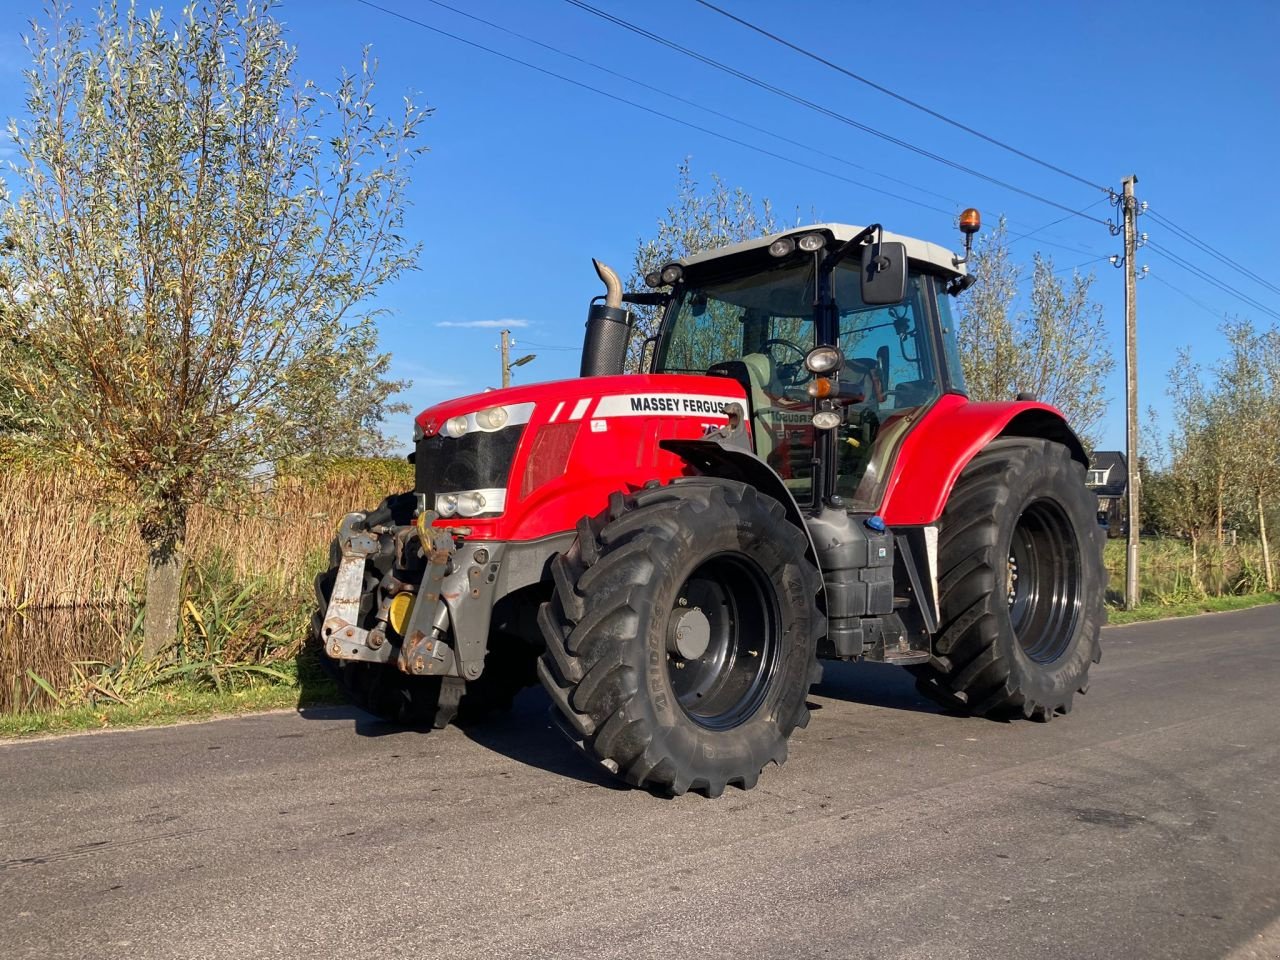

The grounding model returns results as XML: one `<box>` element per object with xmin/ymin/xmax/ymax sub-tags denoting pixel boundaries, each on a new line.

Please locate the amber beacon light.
<box><xmin>956</xmin><ymin>207</ymin><xmax>982</xmax><ymax>265</ymax></box>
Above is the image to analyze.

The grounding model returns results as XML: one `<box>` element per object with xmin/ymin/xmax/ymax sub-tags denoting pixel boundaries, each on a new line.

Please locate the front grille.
<box><xmin>415</xmin><ymin>426</ymin><xmax>526</xmax><ymax>504</ymax></box>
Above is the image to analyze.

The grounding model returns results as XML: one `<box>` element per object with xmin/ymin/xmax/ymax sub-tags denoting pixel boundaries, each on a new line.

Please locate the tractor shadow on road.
<box><xmin>458</xmin><ymin>687</ymin><xmax>630</xmax><ymax>790</ymax></box>
<box><xmin>808</xmin><ymin>660</ymin><xmax>954</xmax><ymax>716</ymax></box>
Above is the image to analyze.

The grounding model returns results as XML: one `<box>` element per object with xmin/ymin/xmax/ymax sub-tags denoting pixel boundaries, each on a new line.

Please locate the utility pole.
<box><xmin>498</xmin><ymin>329</ymin><xmax>536</xmax><ymax>387</ymax></box>
<box><xmin>1122</xmin><ymin>174</ymin><xmax>1141</xmax><ymax>610</ymax></box>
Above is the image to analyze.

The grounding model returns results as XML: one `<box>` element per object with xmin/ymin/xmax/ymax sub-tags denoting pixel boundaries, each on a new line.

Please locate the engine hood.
<box><xmin>414</xmin><ymin>373</ymin><xmax>748</xmax><ymax>438</ymax></box>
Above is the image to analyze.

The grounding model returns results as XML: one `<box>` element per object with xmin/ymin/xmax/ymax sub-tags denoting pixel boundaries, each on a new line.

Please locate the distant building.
<box><xmin>1087</xmin><ymin>451</ymin><xmax>1127</xmax><ymax>534</ymax></box>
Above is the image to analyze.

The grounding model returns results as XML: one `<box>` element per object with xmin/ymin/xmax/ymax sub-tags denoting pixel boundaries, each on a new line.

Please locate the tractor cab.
<box><xmin>646</xmin><ymin>223</ymin><xmax>970</xmax><ymax>513</ymax></box>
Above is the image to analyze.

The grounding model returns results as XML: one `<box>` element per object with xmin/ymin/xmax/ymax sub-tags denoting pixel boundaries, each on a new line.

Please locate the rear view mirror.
<box><xmin>860</xmin><ymin>241</ymin><xmax>907</xmax><ymax>305</ymax></box>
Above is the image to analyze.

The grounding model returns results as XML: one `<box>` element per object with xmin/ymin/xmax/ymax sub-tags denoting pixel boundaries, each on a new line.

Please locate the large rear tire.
<box><xmin>537</xmin><ymin>478</ymin><xmax>824</xmax><ymax>797</ymax></box>
<box><xmin>912</xmin><ymin>439</ymin><xmax>1105</xmax><ymax>719</ymax></box>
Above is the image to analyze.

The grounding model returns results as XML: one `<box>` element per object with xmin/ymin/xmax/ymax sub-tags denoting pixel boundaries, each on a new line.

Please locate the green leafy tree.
<box><xmin>627</xmin><ymin>159</ymin><xmax>782</xmax><ymax>371</ymax></box>
<box><xmin>1212</xmin><ymin>319</ymin><xmax>1280</xmax><ymax>589</ymax></box>
<box><xmin>0</xmin><ymin>0</ymin><xmax>428</xmax><ymax>656</ymax></box>
<box><xmin>957</xmin><ymin>218</ymin><xmax>1115</xmax><ymax>446</ymax></box>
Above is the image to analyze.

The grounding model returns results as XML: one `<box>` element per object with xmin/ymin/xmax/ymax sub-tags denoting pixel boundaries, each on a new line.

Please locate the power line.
<box><xmin>564</xmin><ymin>0</ymin><xmax>1112</xmax><ymax>225</ymax></box>
<box><xmin>413</xmin><ymin>0</ymin><xmax>957</xmax><ymax>208</ymax></box>
<box><xmin>1146</xmin><ymin>208</ymin><xmax>1280</xmax><ymax>298</ymax></box>
<box><xmin>353</xmin><ymin>0</ymin><xmax>959</xmax><ymax>220</ymax></box>
<box><xmin>520</xmin><ymin>340</ymin><xmax>580</xmax><ymax>352</ymax></box>
<box><xmin>1013</xmin><ymin>256</ymin><xmax>1109</xmax><ymax>285</ymax></box>
<box><xmin>1007</xmin><ymin>198</ymin><xmax>1109</xmax><ymax>245</ymax></box>
<box><xmin>355</xmin><ymin>1</ymin><xmax>1106</xmax><ymax>265</ymax></box>
<box><xmin>1146</xmin><ymin>240</ymin><xmax>1280</xmax><ymax>323</ymax></box>
<box><xmin>1147</xmin><ymin>272</ymin><xmax>1224</xmax><ymax>321</ymax></box>
<box><xmin>355</xmin><ymin>0</ymin><xmax>1105</xmax><ymax>259</ymax></box>
<box><xmin>693</xmin><ymin>0</ymin><xmax>1112</xmax><ymax>196</ymax></box>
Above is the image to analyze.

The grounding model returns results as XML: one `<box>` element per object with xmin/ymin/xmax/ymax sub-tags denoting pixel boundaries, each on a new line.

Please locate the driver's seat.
<box><xmin>741</xmin><ymin>352</ymin><xmax>779</xmax><ymax>460</ymax></box>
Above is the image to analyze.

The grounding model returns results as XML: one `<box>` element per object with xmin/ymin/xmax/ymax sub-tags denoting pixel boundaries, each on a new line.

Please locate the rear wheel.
<box><xmin>912</xmin><ymin>439</ymin><xmax>1105</xmax><ymax>719</ymax></box>
<box><xmin>537</xmin><ymin>478</ymin><xmax>823</xmax><ymax>797</ymax></box>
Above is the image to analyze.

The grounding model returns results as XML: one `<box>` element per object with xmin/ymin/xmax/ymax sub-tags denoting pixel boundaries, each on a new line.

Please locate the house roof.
<box><xmin>1088</xmin><ymin>451</ymin><xmax>1128</xmax><ymax>498</ymax></box>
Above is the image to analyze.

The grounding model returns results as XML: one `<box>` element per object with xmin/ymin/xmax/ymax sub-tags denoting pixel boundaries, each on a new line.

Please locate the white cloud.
<box><xmin>436</xmin><ymin>318</ymin><xmax>530</xmax><ymax>329</ymax></box>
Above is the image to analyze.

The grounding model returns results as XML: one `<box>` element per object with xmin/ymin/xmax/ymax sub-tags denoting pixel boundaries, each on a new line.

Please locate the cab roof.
<box><xmin>677</xmin><ymin>222</ymin><xmax>966</xmax><ymax>278</ymax></box>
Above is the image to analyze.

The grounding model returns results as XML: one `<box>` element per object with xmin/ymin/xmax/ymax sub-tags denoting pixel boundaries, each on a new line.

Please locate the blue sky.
<box><xmin>2</xmin><ymin>0</ymin><xmax>1277</xmax><ymax>454</ymax></box>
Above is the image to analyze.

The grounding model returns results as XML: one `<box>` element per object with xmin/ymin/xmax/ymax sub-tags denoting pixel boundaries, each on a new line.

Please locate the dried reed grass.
<box><xmin>0</xmin><ymin>459</ymin><xmax>412</xmax><ymax>711</ymax></box>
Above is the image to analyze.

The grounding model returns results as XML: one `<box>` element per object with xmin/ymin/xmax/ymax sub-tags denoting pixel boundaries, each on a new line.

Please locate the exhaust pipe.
<box><xmin>580</xmin><ymin>259</ymin><xmax>632</xmax><ymax>377</ymax></box>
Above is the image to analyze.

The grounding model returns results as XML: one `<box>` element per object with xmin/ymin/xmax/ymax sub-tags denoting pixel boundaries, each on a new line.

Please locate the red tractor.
<box><xmin>314</xmin><ymin>213</ymin><xmax>1105</xmax><ymax>796</ymax></box>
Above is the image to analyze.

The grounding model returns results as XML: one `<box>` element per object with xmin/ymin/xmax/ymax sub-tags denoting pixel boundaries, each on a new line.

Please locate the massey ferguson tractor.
<box><xmin>313</xmin><ymin>211</ymin><xmax>1105</xmax><ymax>796</ymax></box>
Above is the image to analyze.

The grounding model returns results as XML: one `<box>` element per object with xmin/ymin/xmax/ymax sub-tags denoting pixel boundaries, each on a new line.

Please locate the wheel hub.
<box><xmin>1008</xmin><ymin>499</ymin><xmax>1083</xmax><ymax>664</ymax></box>
<box><xmin>663</xmin><ymin>553</ymin><xmax>780</xmax><ymax>730</ymax></box>
<box><xmin>667</xmin><ymin>606</ymin><xmax>712</xmax><ymax>660</ymax></box>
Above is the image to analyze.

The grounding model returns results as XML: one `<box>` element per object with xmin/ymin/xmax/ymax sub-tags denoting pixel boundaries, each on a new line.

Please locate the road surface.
<box><xmin>3</xmin><ymin>605</ymin><xmax>1279</xmax><ymax>960</ymax></box>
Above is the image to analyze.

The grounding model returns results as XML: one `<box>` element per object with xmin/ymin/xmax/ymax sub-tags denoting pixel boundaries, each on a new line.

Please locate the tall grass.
<box><xmin>0</xmin><ymin>459</ymin><xmax>411</xmax><ymax>712</ymax></box>
<box><xmin>2</xmin><ymin>460</ymin><xmax>1274</xmax><ymax>714</ymax></box>
<box><xmin>1102</xmin><ymin>536</ymin><xmax>1271</xmax><ymax>606</ymax></box>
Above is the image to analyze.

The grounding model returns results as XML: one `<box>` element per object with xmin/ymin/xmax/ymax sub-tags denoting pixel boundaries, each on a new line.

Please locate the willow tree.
<box><xmin>628</xmin><ymin>159</ymin><xmax>781</xmax><ymax>371</ymax></box>
<box><xmin>1213</xmin><ymin>319</ymin><xmax>1280</xmax><ymax>589</ymax></box>
<box><xmin>958</xmin><ymin>219</ymin><xmax>1114</xmax><ymax>446</ymax></box>
<box><xmin>0</xmin><ymin>1</ymin><xmax>428</xmax><ymax>656</ymax></box>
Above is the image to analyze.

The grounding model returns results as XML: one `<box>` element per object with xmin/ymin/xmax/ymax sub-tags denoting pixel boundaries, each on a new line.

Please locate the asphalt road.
<box><xmin>3</xmin><ymin>606</ymin><xmax>1279</xmax><ymax>960</ymax></box>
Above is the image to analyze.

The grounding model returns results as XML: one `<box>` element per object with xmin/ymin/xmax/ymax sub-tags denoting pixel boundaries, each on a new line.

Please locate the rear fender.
<box><xmin>878</xmin><ymin>394</ymin><xmax>1088</xmax><ymax>526</ymax></box>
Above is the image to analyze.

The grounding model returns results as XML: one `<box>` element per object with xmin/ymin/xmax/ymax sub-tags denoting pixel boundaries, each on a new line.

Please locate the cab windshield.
<box><xmin>653</xmin><ymin>259</ymin><xmax>946</xmax><ymax>510</ymax></box>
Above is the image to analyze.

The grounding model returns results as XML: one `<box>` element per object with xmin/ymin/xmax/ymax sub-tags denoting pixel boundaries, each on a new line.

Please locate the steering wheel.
<box><xmin>762</xmin><ymin>337</ymin><xmax>809</xmax><ymax>386</ymax></box>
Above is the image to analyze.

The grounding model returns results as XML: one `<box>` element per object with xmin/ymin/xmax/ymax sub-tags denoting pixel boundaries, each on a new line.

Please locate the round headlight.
<box><xmin>475</xmin><ymin>405</ymin><xmax>509</xmax><ymax>431</ymax></box>
<box><xmin>644</xmin><ymin>270</ymin><xmax>663</xmax><ymax>288</ymax></box>
<box><xmin>812</xmin><ymin>410</ymin><xmax>842</xmax><ymax>430</ymax></box>
<box><xmin>443</xmin><ymin>415</ymin><xmax>469</xmax><ymax>438</ymax></box>
<box><xmin>436</xmin><ymin>494</ymin><xmax>459</xmax><ymax>517</ymax></box>
<box><xmin>768</xmin><ymin>237</ymin><xmax>796</xmax><ymax>258</ymax></box>
<box><xmin>797</xmin><ymin>232</ymin><xmax>826</xmax><ymax>252</ymax></box>
<box><xmin>804</xmin><ymin>345</ymin><xmax>844</xmax><ymax>374</ymax></box>
<box><xmin>455</xmin><ymin>491</ymin><xmax>488</xmax><ymax>517</ymax></box>
<box><xmin>660</xmin><ymin>263</ymin><xmax>684</xmax><ymax>285</ymax></box>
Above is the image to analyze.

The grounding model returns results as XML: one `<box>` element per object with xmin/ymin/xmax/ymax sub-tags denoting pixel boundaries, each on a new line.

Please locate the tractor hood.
<box><xmin>414</xmin><ymin>374</ymin><xmax>748</xmax><ymax>439</ymax></box>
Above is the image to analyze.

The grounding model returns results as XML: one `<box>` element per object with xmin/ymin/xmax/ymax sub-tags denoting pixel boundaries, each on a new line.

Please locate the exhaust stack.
<box><xmin>580</xmin><ymin>259</ymin><xmax>633</xmax><ymax>377</ymax></box>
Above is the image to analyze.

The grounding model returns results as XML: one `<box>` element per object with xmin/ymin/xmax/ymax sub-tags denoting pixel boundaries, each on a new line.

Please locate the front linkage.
<box><xmin>314</xmin><ymin>496</ymin><xmax>566</xmax><ymax>727</ymax></box>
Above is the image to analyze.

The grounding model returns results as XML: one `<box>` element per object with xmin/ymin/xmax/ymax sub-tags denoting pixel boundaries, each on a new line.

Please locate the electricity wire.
<box><xmin>1007</xmin><ymin>199</ymin><xmax>1109</xmax><ymax>245</ymax></box>
<box><xmin>353</xmin><ymin>0</ymin><xmax>959</xmax><ymax>219</ymax></box>
<box><xmin>1146</xmin><ymin>240</ymin><xmax>1280</xmax><ymax>323</ymax></box>
<box><xmin>564</xmin><ymin>0</ymin><xmax>1112</xmax><ymax>225</ymax></box>
<box><xmin>692</xmin><ymin>0</ymin><xmax>1112</xmax><ymax>196</ymax></box>
<box><xmin>1146</xmin><ymin>208</ymin><xmax>1280</xmax><ymax>298</ymax></box>
<box><xmin>1147</xmin><ymin>272</ymin><xmax>1225</xmax><ymax>321</ymax></box>
<box><xmin>354</xmin><ymin>1</ymin><xmax>1107</xmax><ymax>263</ymax></box>
<box><xmin>413</xmin><ymin>0</ymin><xmax>957</xmax><ymax>207</ymax></box>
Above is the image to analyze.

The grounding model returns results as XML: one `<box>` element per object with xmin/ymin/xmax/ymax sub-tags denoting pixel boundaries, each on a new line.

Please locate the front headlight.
<box><xmin>455</xmin><ymin>491</ymin><xmax>488</xmax><ymax>517</ymax></box>
<box><xmin>474</xmin><ymin>405</ymin><xmax>509</xmax><ymax>431</ymax></box>
<box><xmin>443</xmin><ymin>415</ymin><xmax>469</xmax><ymax>439</ymax></box>
<box><xmin>435</xmin><ymin>488</ymin><xmax>508</xmax><ymax>519</ymax></box>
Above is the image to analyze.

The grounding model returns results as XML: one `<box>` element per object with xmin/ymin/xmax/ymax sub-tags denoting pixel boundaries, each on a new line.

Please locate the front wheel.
<box><xmin>912</xmin><ymin>439</ymin><xmax>1105</xmax><ymax>719</ymax></box>
<box><xmin>538</xmin><ymin>478</ymin><xmax>824</xmax><ymax>796</ymax></box>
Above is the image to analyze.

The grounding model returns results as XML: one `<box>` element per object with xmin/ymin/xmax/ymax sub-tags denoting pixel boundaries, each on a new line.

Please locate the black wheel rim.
<box><xmin>665</xmin><ymin>553</ymin><xmax>780</xmax><ymax>730</ymax></box>
<box><xmin>1006</xmin><ymin>498</ymin><xmax>1082</xmax><ymax>663</ymax></box>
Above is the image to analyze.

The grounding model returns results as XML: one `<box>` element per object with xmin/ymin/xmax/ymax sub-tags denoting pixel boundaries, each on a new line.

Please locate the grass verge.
<box><xmin>1105</xmin><ymin>591</ymin><xmax>1280</xmax><ymax>626</ymax></box>
<box><xmin>0</xmin><ymin>655</ymin><xmax>340</xmax><ymax>739</ymax></box>
<box><xmin>5</xmin><ymin>596</ymin><xmax>1278</xmax><ymax>739</ymax></box>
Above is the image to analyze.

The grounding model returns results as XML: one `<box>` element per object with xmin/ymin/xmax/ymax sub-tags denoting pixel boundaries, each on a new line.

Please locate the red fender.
<box><xmin>876</xmin><ymin>394</ymin><xmax>1088</xmax><ymax>526</ymax></box>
